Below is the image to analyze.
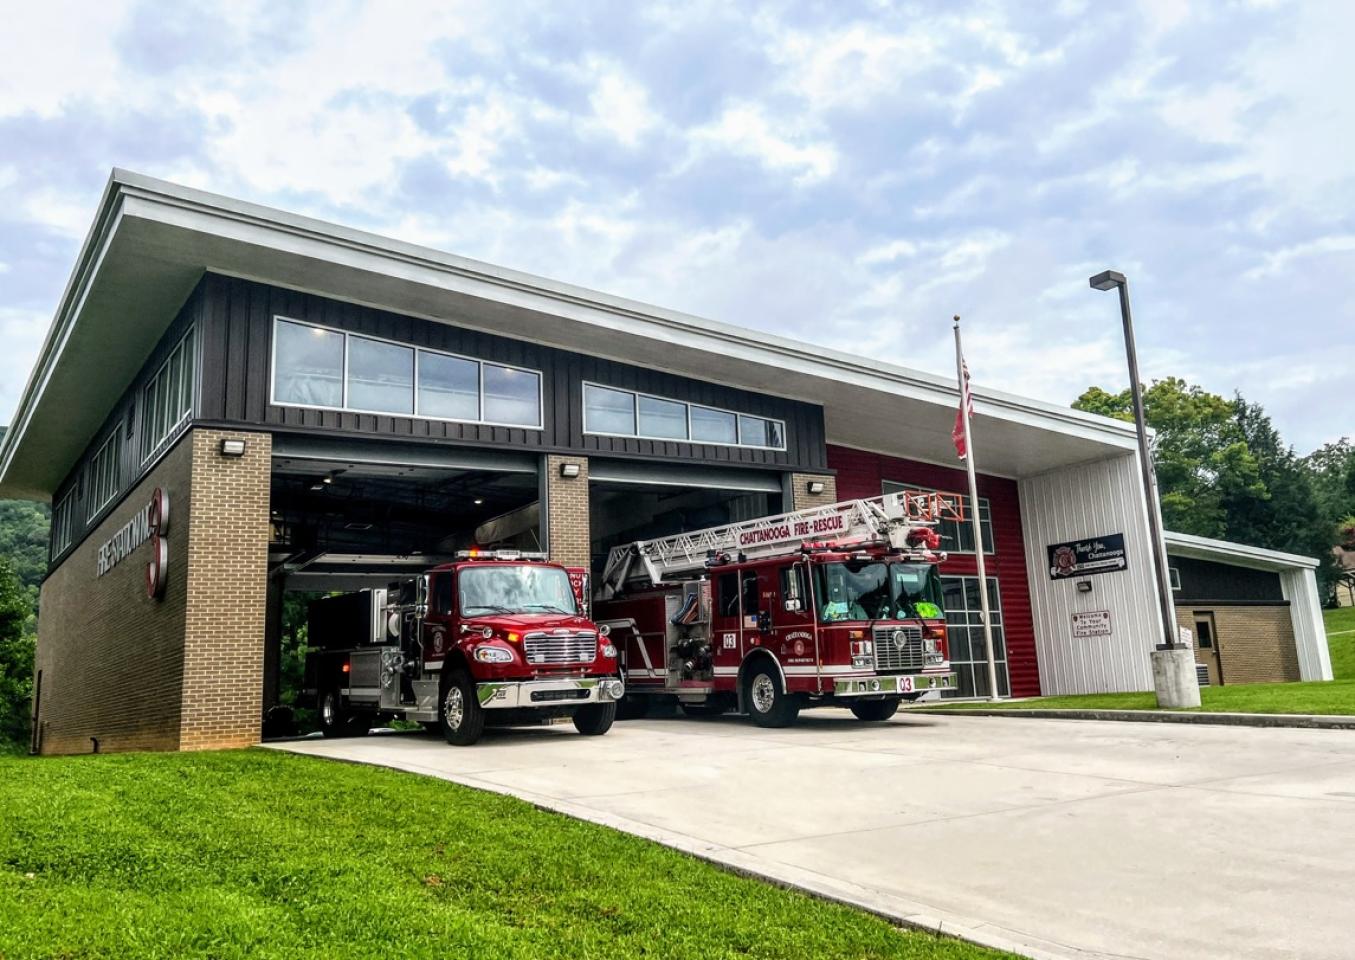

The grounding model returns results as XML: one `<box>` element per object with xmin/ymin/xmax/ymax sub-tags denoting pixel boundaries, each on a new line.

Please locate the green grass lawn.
<box><xmin>1325</xmin><ymin>607</ymin><xmax>1355</xmax><ymax>680</ymax></box>
<box><xmin>0</xmin><ymin>749</ymin><xmax>1012</xmax><ymax>960</ymax></box>
<box><xmin>933</xmin><ymin>678</ymin><xmax>1355</xmax><ymax>715</ymax></box>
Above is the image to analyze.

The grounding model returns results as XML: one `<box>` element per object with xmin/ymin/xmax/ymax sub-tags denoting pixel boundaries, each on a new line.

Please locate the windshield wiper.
<box><xmin>464</xmin><ymin>605</ymin><xmax>515</xmax><ymax>615</ymax></box>
<box><xmin>522</xmin><ymin>603</ymin><xmax>573</xmax><ymax>614</ymax></box>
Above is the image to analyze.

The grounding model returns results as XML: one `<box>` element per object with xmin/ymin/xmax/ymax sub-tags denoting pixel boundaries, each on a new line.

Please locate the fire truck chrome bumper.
<box><xmin>476</xmin><ymin>677</ymin><xmax>625</xmax><ymax>709</ymax></box>
<box><xmin>833</xmin><ymin>673</ymin><xmax>955</xmax><ymax>697</ymax></box>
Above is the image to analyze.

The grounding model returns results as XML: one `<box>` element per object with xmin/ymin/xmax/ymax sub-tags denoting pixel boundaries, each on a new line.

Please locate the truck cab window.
<box><xmin>431</xmin><ymin>574</ymin><xmax>453</xmax><ymax>616</ymax></box>
<box><xmin>717</xmin><ymin>572</ymin><xmax>740</xmax><ymax>618</ymax></box>
<box><xmin>741</xmin><ymin>571</ymin><xmax>760</xmax><ymax>616</ymax></box>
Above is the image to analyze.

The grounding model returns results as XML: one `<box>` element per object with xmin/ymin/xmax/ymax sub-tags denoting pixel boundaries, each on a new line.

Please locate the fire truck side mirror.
<box><xmin>784</xmin><ymin>597</ymin><xmax>802</xmax><ymax>613</ymax></box>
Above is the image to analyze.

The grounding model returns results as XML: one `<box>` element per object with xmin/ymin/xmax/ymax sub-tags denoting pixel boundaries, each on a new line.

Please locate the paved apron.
<box><xmin>270</xmin><ymin>712</ymin><xmax>1355</xmax><ymax>960</ymax></box>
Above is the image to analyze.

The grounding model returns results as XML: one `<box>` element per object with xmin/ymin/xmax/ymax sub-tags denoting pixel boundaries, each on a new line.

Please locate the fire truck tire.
<box><xmin>744</xmin><ymin>665</ymin><xmax>799</xmax><ymax>728</ymax></box>
<box><xmin>439</xmin><ymin>669</ymin><xmax>486</xmax><ymax>746</ymax></box>
<box><xmin>318</xmin><ymin>690</ymin><xmax>356</xmax><ymax>738</ymax></box>
<box><xmin>849</xmin><ymin>698</ymin><xmax>900</xmax><ymax>722</ymax></box>
<box><xmin>573</xmin><ymin>702</ymin><xmax>616</xmax><ymax>736</ymax></box>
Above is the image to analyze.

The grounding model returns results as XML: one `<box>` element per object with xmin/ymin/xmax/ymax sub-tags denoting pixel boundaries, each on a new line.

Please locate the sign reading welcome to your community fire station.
<box><xmin>1071</xmin><ymin>610</ymin><xmax>1113</xmax><ymax>638</ymax></box>
<box><xmin>1046</xmin><ymin>533</ymin><xmax>1127</xmax><ymax>580</ymax></box>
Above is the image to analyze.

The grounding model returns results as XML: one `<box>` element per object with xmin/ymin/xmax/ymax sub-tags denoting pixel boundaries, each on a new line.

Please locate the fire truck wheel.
<box><xmin>744</xmin><ymin>665</ymin><xmax>799</xmax><ymax>728</ymax></box>
<box><xmin>572</xmin><ymin>702</ymin><xmax>616</xmax><ymax>736</ymax></box>
<box><xmin>318</xmin><ymin>690</ymin><xmax>354</xmax><ymax>738</ymax></box>
<box><xmin>439</xmin><ymin>669</ymin><xmax>486</xmax><ymax>746</ymax></box>
<box><xmin>849</xmin><ymin>698</ymin><xmax>900</xmax><ymax>722</ymax></box>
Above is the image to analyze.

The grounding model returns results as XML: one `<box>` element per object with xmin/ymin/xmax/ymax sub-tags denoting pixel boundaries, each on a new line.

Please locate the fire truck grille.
<box><xmin>872</xmin><ymin>625</ymin><xmax>925</xmax><ymax>673</ymax></box>
<box><xmin>524</xmin><ymin>631</ymin><xmax>597</xmax><ymax>666</ymax></box>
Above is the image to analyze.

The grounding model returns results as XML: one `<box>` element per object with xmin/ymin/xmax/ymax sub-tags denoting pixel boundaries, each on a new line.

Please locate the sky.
<box><xmin>1</xmin><ymin>0</ymin><xmax>1352</xmax><ymax>454</ymax></box>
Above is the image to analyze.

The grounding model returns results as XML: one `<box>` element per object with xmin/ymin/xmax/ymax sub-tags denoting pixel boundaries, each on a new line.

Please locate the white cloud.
<box><xmin>1244</xmin><ymin>234</ymin><xmax>1355</xmax><ymax>280</ymax></box>
<box><xmin>584</xmin><ymin>59</ymin><xmax>660</xmax><ymax>147</ymax></box>
<box><xmin>686</xmin><ymin>101</ymin><xmax>837</xmax><ymax>183</ymax></box>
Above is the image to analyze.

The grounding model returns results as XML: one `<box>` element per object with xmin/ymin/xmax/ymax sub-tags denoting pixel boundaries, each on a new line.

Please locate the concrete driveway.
<box><xmin>270</xmin><ymin>712</ymin><xmax>1355</xmax><ymax>960</ymax></box>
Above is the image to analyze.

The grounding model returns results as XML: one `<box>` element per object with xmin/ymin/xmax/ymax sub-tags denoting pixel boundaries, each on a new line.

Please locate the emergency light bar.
<box><xmin>455</xmin><ymin>549</ymin><xmax>550</xmax><ymax>561</ymax></box>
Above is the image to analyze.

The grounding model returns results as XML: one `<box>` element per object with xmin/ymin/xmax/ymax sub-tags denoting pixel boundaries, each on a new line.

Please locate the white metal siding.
<box><xmin>1018</xmin><ymin>453</ymin><xmax>1164</xmax><ymax>694</ymax></box>
<box><xmin>1281</xmin><ymin>568</ymin><xmax>1333</xmax><ymax>681</ymax></box>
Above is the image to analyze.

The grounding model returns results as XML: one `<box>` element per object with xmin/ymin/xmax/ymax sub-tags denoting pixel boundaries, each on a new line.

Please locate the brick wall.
<box><xmin>546</xmin><ymin>454</ymin><xmax>590</xmax><ymax>568</ymax></box>
<box><xmin>34</xmin><ymin>434</ymin><xmax>194</xmax><ymax>755</ymax></box>
<box><xmin>1177</xmin><ymin>605</ymin><xmax>1300</xmax><ymax>685</ymax></box>
<box><xmin>790</xmin><ymin>473</ymin><xmax>837</xmax><ymax>512</ymax></box>
<box><xmin>178</xmin><ymin>429</ymin><xmax>272</xmax><ymax>751</ymax></box>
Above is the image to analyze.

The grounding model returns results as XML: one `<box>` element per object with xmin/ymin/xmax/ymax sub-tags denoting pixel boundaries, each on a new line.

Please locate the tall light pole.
<box><xmin>1089</xmin><ymin>270</ymin><xmax>1199</xmax><ymax>707</ymax></box>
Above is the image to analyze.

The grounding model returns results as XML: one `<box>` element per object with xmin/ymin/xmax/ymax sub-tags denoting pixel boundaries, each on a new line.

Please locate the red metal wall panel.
<box><xmin>827</xmin><ymin>445</ymin><xmax>1041</xmax><ymax>697</ymax></box>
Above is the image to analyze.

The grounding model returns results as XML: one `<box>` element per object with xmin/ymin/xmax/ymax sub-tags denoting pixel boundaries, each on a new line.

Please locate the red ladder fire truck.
<box><xmin>305</xmin><ymin>551</ymin><xmax>624</xmax><ymax>745</ymax></box>
<box><xmin>593</xmin><ymin>490</ymin><xmax>962</xmax><ymax>727</ymax></box>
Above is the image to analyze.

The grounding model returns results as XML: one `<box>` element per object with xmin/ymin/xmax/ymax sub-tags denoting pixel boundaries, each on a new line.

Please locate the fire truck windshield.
<box><xmin>458</xmin><ymin>564</ymin><xmax>578</xmax><ymax>617</ymax></box>
<box><xmin>815</xmin><ymin>561</ymin><xmax>944</xmax><ymax>623</ymax></box>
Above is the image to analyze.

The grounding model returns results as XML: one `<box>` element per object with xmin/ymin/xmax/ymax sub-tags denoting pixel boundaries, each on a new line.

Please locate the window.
<box><xmin>939</xmin><ymin>575</ymin><xmax>1009</xmax><ymax>698</ymax></box>
<box><xmin>780</xmin><ymin>564</ymin><xmax>809</xmax><ymax>612</ymax></box>
<box><xmin>882</xmin><ymin>481</ymin><xmax>994</xmax><ymax>554</ymax></box>
<box><xmin>1194</xmin><ymin>615</ymin><xmax>1214</xmax><ymax>649</ymax></box>
<box><xmin>639</xmin><ymin>395</ymin><xmax>687</xmax><ymax>440</ymax></box>
<box><xmin>417</xmin><ymin>352</ymin><xmax>479</xmax><ymax>420</ymax></box>
<box><xmin>431</xmin><ymin>574</ymin><xmax>453</xmax><ymax>616</ymax></box>
<box><xmin>86</xmin><ymin>427</ymin><xmax>120</xmax><ymax>520</ymax></box>
<box><xmin>716</xmin><ymin>572</ymin><xmax>740</xmax><ymax>619</ymax></box>
<box><xmin>347</xmin><ymin>335</ymin><xmax>413</xmax><ymax>414</ymax></box>
<box><xmin>271</xmin><ymin>317</ymin><xmax>542</xmax><ymax>429</ymax></box>
<box><xmin>741</xmin><ymin>570</ymin><xmax>761</xmax><ymax>622</ymax></box>
<box><xmin>582</xmin><ymin>382</ymin><xmax>786</xmax><ymax>450</ymax></box>
<box><xmin>690</xmin><ymin>405</ymin><xmax>737</xmax><ymax>444</ymax></box>
<box><xmin>51</xmin><ymin>491</ymin><xmax>75</xmax><ymax>559</ymax></box>
<box><xmin>1169</xmin><ymin>566</ymin><xmax>1182</xmax><ymax>591</ymax></box>
<box><xmin>142</xmin><ymin>327</ymin><xmax>196</xmax><ymax>462</ymax></box>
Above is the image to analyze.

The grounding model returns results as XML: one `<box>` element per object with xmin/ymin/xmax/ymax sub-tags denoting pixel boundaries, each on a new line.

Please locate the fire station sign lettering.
<box><xmin>1072</xmin><ymin>609</ymin><xmax>1112</xmax><ymax>638</ymax></box>
<box><xmin>1047</xmin><ymin>533</ymin><xmax>1127</xmax><ymax>580</ymax></box>
<box><xmin>96</xmin><ymin>488</ymin><xmax>171</xmax><ymax>600</ymax></box>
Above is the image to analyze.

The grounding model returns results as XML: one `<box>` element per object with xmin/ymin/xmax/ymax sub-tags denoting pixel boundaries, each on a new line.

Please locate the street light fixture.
<box><xmin>1088</xmin><ymin>269</ymin><xmax>1200</xmax><ymax>707</ymax></box>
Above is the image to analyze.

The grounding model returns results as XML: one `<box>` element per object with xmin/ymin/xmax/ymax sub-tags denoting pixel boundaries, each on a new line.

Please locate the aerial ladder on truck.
<box><xmin>598</xmin><ymin>489</ymin><xmax>966</xmax><ymax>599</ymax></box>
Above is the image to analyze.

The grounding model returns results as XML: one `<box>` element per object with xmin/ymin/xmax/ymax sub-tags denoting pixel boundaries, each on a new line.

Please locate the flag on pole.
<box><xmin>952</xmin><ymin>357</ymin><xmax>973</xmax><ymax>459</ymax></box>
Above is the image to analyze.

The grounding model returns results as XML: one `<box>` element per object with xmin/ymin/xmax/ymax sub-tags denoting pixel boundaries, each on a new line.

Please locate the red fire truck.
<box><xmin>305</xmin><ymin>551</ymin><xmax>624</xmax><ymax>745</ymax></box>
<box><xmin>593</xmin><ymin>491</ymin><xmax>960</xmax><ymax>727</ymax></box>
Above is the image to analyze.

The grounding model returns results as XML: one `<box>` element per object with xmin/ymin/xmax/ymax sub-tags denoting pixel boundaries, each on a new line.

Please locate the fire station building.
<box><xmin>2</xmin><ymin>171</ymin><xmax>1332</xmax><ymax>754</ymax></box>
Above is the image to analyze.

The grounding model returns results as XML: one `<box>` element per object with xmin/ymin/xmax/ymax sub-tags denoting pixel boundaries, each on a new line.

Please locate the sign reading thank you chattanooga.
<box><xmin>1047</xmin><ymin>533</ymin><xmax>1127</xmax><ymax>580</ymax></box>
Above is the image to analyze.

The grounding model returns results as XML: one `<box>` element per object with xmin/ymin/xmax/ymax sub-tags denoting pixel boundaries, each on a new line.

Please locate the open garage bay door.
<box><xmin>270</xmin><ymin>437</ymin><xmax>542</xmax><ymax>591</ymax></box>
<box><xmin>589</xmin><ymin>460</ymin><xmax>784</xmax><ymax>577</ymax></box>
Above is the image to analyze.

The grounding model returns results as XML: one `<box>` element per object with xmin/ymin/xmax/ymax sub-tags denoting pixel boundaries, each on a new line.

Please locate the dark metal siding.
<box><xmin>48</xmin><ymin>286</ymin><xmax>204</xmax><ymax>570</ymax></box>
<box><xmin>197</xmin><ymin>274</ymin><xmax>827</xmax><ymax>471</ymax></box>
<box><xmin>1170</xmin><ymin>556</ymin><xmax>1286</xmax><ymax>605</ymax></box>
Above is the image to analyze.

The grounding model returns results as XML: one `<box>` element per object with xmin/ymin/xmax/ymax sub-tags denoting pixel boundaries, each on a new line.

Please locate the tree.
<box><xmin>1072</xmin><ymin>377</ymin><xmax>1263</xmax><ymax>538</ymax></box>
<box><xmin>0</xmin><ymin>558</ymin><xmax>34</xmax><ymax>748</ymax></box>
<box><xmin>1073</xmin><ymin>379</ymin><xmax>1341</xmax><ymax>602</ymax></box>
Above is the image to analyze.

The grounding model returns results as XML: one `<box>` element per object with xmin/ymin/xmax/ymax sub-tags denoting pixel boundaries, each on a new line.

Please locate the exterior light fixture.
<box><xmin>559</xmin><ymin>462</ymin><xmax>581</xmax><ymax>478</ymax></box>
<box><xmin>1076</xmin><ymin>580</ymin><xmax>1093</xmax><ymax>594</ymax></box>
<box><xmin>473</xmin><ymin>498</ymin><xmax>484</xmax><ymax>505</ymax></box>
<box><xmin>219</xmin><ymin>438</ymin><xmax>246</xmax><ymax>458</ymax></box>
<box><xmin>807</xmin><ymin>480</ymin><xmax>826</xmax><ymax>495</ymax></box>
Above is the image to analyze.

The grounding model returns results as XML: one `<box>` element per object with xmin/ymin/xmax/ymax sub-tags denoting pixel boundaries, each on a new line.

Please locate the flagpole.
<box><xmin>954</xmin><ymin>316</ymin><xmax>1001</xmax><ymax>703</ymax></box>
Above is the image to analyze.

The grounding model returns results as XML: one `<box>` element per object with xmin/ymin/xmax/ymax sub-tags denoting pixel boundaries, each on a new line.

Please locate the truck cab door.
<box><xmin>422</xmin><ymin>572</ymin><xmax>454</xmax><ymax>671</ymax></box>
<box><xmin>768</xmin><ymin>562</ymin><xmax>820</xmax><ymax>690</ymax></box>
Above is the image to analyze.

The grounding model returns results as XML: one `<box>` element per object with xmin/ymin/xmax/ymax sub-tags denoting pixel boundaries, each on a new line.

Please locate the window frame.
<box><xmin>269</xmin><ymin>316</ymin><xmax>544</xmax><ymax>430</ymax></box>
<box><xmin>51</xmin><ymin>489</ymin><xmax>76</xmax><ymax>560</ymax></box>
<box><xmin>938</xmin><ymin>573</ymin><xmax>1010</xmax><ymax>699</ymax></box>
<box><xmin>86</xmin><ymin>427</ymin><xmax>121</xmax><ymax>521</ymax></box>
<box><xmin>1169</xmin><ymin>566</ymin><xmax>1182</xmax><ymax>591</ymax></box>
<box><xmin>882</xmin><ymin>480</ymin><xmax>994</xmax><ymax>555</ymax></box>
<box><xmin>581</xmin><ymin>380</ymin><xmax>787</xmax><ymax>451</ymax></box>
<box><xmin>141</xmin><ymin>326</ymin><xmax>197</xmax><ymax>466</ymax></box>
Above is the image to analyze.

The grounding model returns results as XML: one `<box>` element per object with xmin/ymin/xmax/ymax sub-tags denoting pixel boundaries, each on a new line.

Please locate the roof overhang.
<box><xmin>1165</xmin><ymin>530</ymin><xmax>1318</xmax><ymax>572</ymax></box>
<box><xmin>0</xmin><ymin>169</ymin><xmax>1140</xmax><ymax>500</ymax></box>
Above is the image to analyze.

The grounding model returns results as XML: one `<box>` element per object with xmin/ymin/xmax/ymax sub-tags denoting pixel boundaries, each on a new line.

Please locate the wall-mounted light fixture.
<box><xmin>1076</xmin><ymin>579</ymin><xmax>1093</xmax><ymax>594</ymax></box>
<box><xmin>806</xmin><ymin>480</ymin><xmax>826</xmax><ymax>495</ymax></box>
<box><xmin>559</xmin><ymin>462</ymin><xmax>581</xmax><ymax>478</ymax></box>
<box><xmin>219</xmin><ymin>438</ymin><xmax>247</xmax><ymax>458</ymax></box>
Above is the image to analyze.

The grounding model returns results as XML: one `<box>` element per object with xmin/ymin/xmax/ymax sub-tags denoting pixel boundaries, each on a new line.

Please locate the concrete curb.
<box><xmin>911</xmin><ymin>708</ymin><xmax>1355</xmax><ymax>730</ymax></box>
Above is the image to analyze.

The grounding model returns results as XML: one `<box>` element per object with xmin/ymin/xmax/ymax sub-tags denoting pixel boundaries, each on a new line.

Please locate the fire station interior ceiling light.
<box><xmin>559</xmin><ymin>462</ymin><xmax>581</xmax><ymax>478</ymax></box>
<box><xmin>219</xmin><ymin>438</ymin><xmax>247</xmax><ymax>457</ymax></box>
<box><xmin>807</xmin><ymin>480</ymin><xmax>825</xmax><ymax>495</ymax></box>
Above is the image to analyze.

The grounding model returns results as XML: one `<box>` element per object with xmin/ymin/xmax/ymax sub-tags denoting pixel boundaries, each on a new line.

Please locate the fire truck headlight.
<box><xmin>473</xmin><ymin>645</ymin><xmax>515</xmax><ymax>664</ymax></box>
<box><xmin>601</xmin><ymin>643</ymin><xmax>618</xmax><ymax>659</ymax></box>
